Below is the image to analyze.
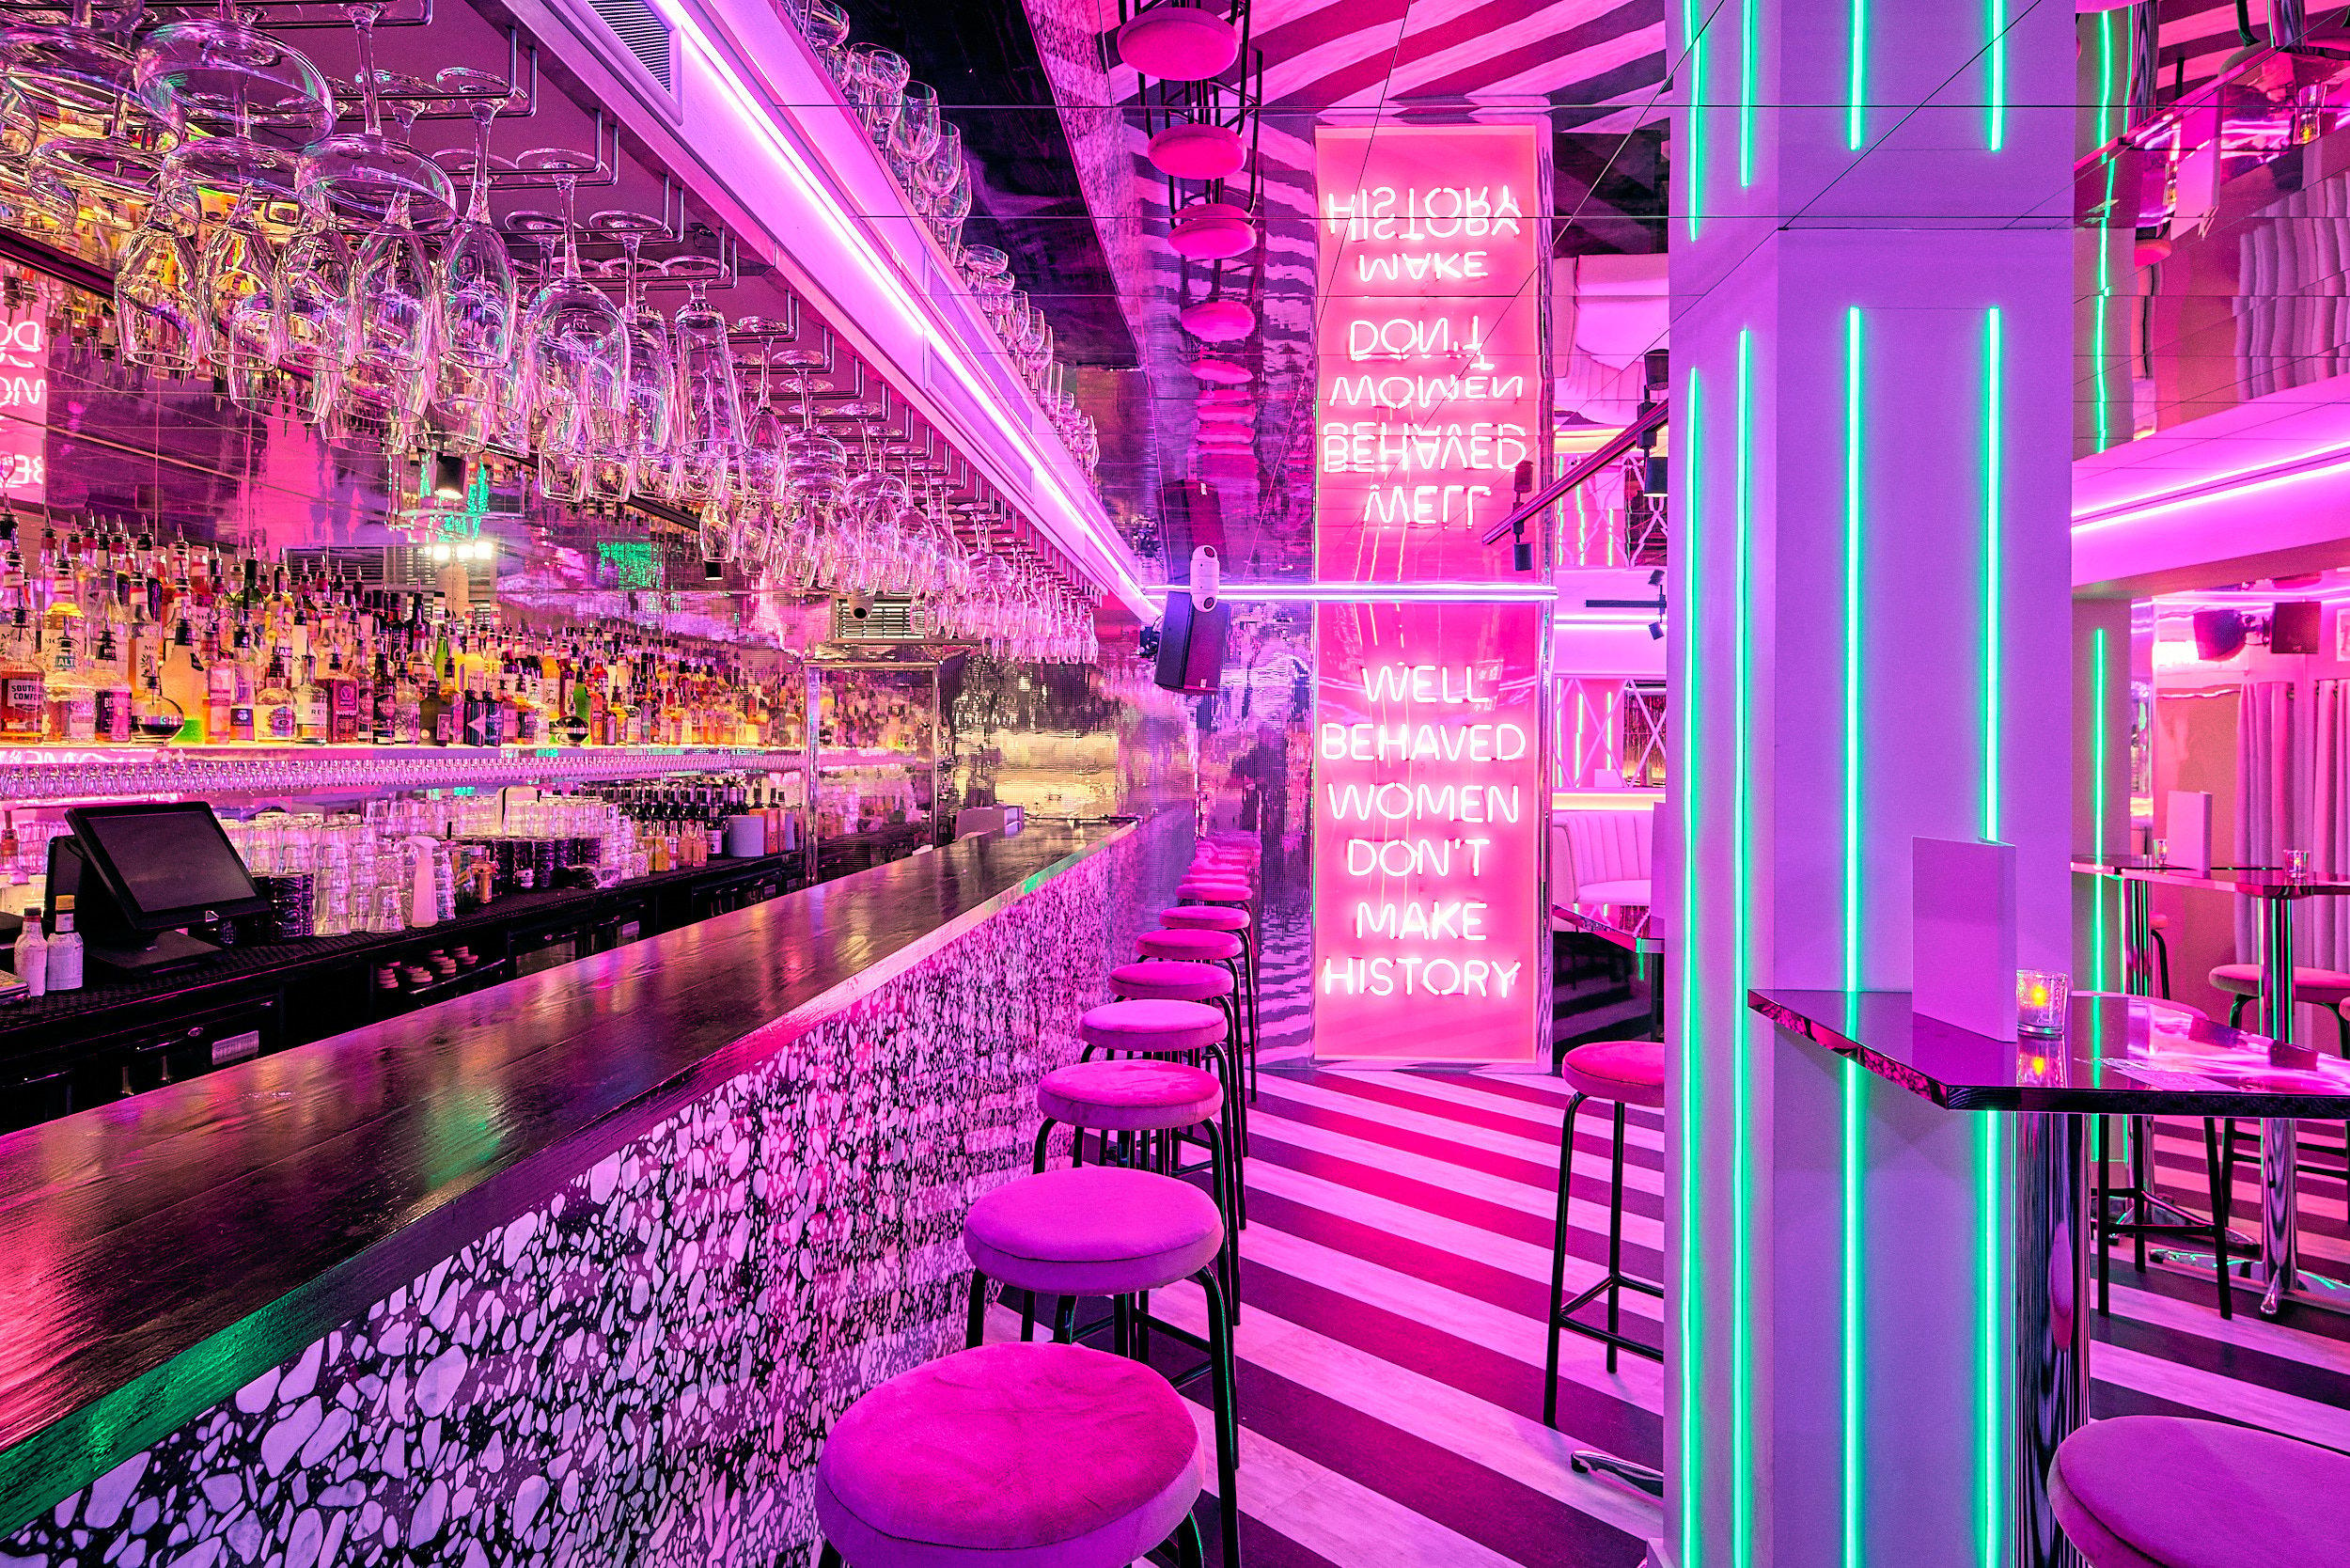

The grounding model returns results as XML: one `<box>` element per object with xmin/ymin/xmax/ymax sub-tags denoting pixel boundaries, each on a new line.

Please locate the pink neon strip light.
<box><xmin>646</xmin><ymin>0</ymin><xmax>1152</xmax><ymax>612</ymax></box>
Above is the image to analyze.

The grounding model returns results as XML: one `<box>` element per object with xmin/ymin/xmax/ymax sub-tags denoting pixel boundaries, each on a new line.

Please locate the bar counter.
<box><xmin>0</xmin><ymin>814</ymin><xmax>1181</xmax><ymax>1556</ymax></box>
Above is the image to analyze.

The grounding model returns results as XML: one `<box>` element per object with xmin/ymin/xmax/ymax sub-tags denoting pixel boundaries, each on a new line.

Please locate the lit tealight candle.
<box><xmin>2016</xmin><ymin>969</ymin><xmax>2070</xmax><ymax>1038</ymax></box>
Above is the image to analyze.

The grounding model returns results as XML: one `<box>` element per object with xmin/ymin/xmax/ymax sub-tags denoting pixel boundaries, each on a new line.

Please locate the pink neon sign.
<box><xmin>1309</xmin><ymin>124</ymin><xmax>1548</xmax><ymax>1063</ymax></box>
<box><xmin>0</xmin><ymin>308</ymin><xmax>47</xmax><ymax>508</ymax></box>
<box><xmin>1311</xmin><ymin>600</ymin><xmax>1544</xmax><ymax>1061</ymax></box>
<box><xmin>1312</xmin><ymin>124</ymin><xmax>1545</xmax><ymax>584</ymax></box>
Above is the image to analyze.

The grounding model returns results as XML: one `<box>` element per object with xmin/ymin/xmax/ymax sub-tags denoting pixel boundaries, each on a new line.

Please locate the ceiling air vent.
<box><xmin>588</xmin><ymin>0</ymin><xmax>675</xmax><ymax>92</ymax></box>
<box><xmin>833</xmin><ymin>595</ymin><xmax>929</xmax><ymax>642</ymax></box>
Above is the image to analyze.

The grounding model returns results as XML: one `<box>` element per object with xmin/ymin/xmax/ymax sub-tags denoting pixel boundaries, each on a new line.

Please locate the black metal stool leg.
<box><xmin>1543</xmin><ymin>1091</ymin><xmax>1584</xmax><ymax>1430</ymax></box>
<box><xmin>1606</xmin><ymin>1102</ymin><xmax>1628</xmax><ymax>1374</ymax></box>
<box><xmin>2202</xmin><ymin>1116</ymin><xmax>2233</xmax><ymax>1320</ymax></box>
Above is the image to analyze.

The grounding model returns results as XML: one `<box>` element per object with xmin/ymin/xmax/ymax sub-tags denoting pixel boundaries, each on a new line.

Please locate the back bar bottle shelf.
<box><xmin>0</xmin><ymin>745</ymin><xmax>815</xmax><ymax>805</ymax></box>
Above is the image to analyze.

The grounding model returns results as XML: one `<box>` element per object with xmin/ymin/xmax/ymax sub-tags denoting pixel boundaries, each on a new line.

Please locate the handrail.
<box><xmin>1480</xmin><ymin>398</ymin><xmax>1668</xmax><ymax>549</ymax></box>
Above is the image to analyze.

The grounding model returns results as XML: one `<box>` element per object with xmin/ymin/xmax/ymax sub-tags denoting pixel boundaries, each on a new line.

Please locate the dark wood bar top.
<box><xmin>0</xmin><ymin>821</ymin><xmax>1132</xmax><ymax>1526</ymax></box>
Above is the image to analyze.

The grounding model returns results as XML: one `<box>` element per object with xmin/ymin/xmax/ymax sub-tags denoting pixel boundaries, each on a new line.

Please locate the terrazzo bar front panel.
<box><xmin>0</xmin><ymin>815</ymin><xmax>1184</xmax><ymax>1566</ymax></box>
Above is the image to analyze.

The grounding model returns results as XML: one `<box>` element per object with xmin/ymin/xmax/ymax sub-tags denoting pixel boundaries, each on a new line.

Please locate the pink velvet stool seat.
<box><xmin>966</xmin><ymin>1166</ymin><xmax>1224</xmax><ymax>1297</ymax></box>
<box><xmin>1032</xmin><ymin>1056</ymin><xmax>1241</xmax><ymax>1295</ymax></box>
<box><xmin>1038</xmin><ymin>1059</ymin><xmax>1223</xmax><ymax>1133</ymax></box>
<box><xmin>814</xmin><ymin>1341</ymin><xmax>1205</xmax><ymax>1568</ymax></box>
<box><xmin>1140</xmin><ymin>927</ymin><xmax>1244</xmax><ymax>964</ymax></box>
<box><xmin>1109</xmin><ymin>960</ymin><xmax>1233</xmax><ymax>1003</ymax></box>
<box><xmin>1544</xmin><ymin>1039</ymin><xmax>1669</xmax><ymax>1424</ymax></box>
<box><xmin>1140</xmin><ymin>926</ymin><xmax>1259</xmax><ymax>1110</ymax></box>
<box><xmin>1177</xmin><ymin>879</ymin><xmax>1252</xmax><ymax>902</ymax></box>
<box><xmin>1163</xmin><ymin>904</ymin><xmax>1250</xmax><ymax>933</ymax></box>
<box><xmin>1559</xmin><ymin>1040</ymin><xmax>1668</xmax><ymax>1109</ymax></box>
<box><xmin>1079</xmin><ymin>997</ymin><xmax>1227</xmax><ymax>1056</ymax></box>
<box><xmin>2049</xmin><ymin>1415</ymin><xmax>2350</xmax><ymax>1566</ymax></box>
<box><xmin>957</xmin><ymin>1169</ymin><xmax>1243</xmax><ymax>1566</ymax></box>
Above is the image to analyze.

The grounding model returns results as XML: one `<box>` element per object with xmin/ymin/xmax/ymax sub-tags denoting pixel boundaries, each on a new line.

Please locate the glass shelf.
<box><xmin>0</xmin><ymin>745</ymin><xmax>810</xmax><ymax>805</ymax></box>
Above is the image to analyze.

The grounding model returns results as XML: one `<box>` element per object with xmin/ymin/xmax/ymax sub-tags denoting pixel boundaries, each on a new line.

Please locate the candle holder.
<box><xmin>2286</xmin><ymin>848</ymin><xmax>2311</xmax><ymax>884</ymax></box>
<box><xmin>2017</xmin><ymin>969</ymin><xmax>2070</xmax><ymax>1038</ymax></box>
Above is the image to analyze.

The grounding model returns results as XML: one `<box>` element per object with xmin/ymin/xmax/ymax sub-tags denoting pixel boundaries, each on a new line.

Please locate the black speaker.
<box><xmin>2192</xmin><ymin>608</ymin><xmax>2248</xmax><ymax>662</ymax></box>
<box><xmin>1153</xmin><ymin>590</ymin><xmax>1230</xmax><ymax>695</ymax></box>
<box><xmin>2273</xmin><ymin>599</ymin><xmax>2323</xmax><ymax>654</ymax></box>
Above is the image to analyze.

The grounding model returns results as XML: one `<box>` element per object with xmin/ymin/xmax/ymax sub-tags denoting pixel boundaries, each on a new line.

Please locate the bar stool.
<box><xmin>1035</xmin><ymin>1057</ymin><xmax>1241</xmax><ymax>1303</ymax></box>
<box><xmin>814</xmin><ymin>1341</ymin><xmax>1210</xmax><ymax>1568</ymax></box>
<box><xmin>2209</xmin><ymin>963</ymin><xmax>2350</xmax><ymax>1055</ymax></box>
<box><xmin>1163</xmin><ymin>905</ymin><xmax>1259</xmax><ymax>1076</ymax></box>
<box><xmin>961</xmin><ymin>1167</ymin><xmax>1241</xmax><ymax>1568</ymax></box>
<box><xmin>1544</xmin><ymin>1039</ymin><xmax>1665</xmax><ymax>1429</ymax></box>
<box><xmin>1139</xmin><ymin>927</ymin><xmax>1256</xmax><ymax>1097</ymax></box>
<box><xmin>2050</xmin><ymin>1415</ymin><xmax>2350</xmax><ymax>1566</ymax></box>
<box><xmin>1112</xmin><ymin>958</ymin><xmax>1252</xmax><ymax>1155</ymax></box>
<box><xmin>1082</xmin><ymin>996</ymin><xmax>1246</xmax><ymax>1163</ymax></box>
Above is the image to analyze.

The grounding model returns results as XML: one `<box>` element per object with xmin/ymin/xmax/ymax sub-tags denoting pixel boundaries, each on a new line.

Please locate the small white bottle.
<box><xmin>45</xmin><ymin>893</ymin><xmax>82</xmax><ymax>993</ymax></box>
<box><xmin>13</xmin><ymin>905</ymin><xmax>47</xmax><ymax>999</ymax></box>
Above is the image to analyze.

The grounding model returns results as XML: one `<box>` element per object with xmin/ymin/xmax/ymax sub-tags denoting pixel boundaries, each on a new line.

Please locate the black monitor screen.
<box><xmin>69</xmin><ymin>804</ymin><xmax>263</xmax><ymax>928</ymax></box>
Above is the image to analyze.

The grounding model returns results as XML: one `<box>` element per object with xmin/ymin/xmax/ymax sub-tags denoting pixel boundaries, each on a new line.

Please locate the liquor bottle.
<box><xmin>0</xmin><ymin>607</ymin><xmax>43</xmax><ymax>742</ymax></box>
<box><xmin>257</xmin><ymin>650</ymin><xmax>296</xmax><ymax>743</ymax></box>
<box><xmin>422</xmin><ymin>666</ymin><xmax>452</xmax><ymax>745</ymax></box>
<box><xmin>93</xmin><ymin>627</ymin><xmax>133</xmax><ymax>743</ymax></box>
<box><xmin>133</xmin><ymin>672</ymin><xmax>184</xmax><ymax>743</ymax></box>
<box><xmin>394</xmin><ymin>657</ymin><xmax>423</xmax><ymax>745</ymax></box>
<box><xmin>45</xmin><ymin>894</ymin><xmax>82</xmax><ymax>992</ymax></box>
<box><xmin>12</xmin><ymin>904</ymin><xmax>45</xmax><ymax>998</ymax></box>
<box><xmin>326</xmin><ymin>650</ymin><xmax>361</xmax><ymax>744</ymax></box>
<box><xmin>371</xmin><ymin>650</ymin><xmax>397</xmax><ymax>745</ymax></box>
<box><xmin>294</xmin><ymin>653</ymin><xmax>328</xmax><ymax>743</ymax></box>
<box><xmin>46</xmin><ymin>629</ymin><xmax>97</xmax><ymax>742</ymax></box>
<box><xmin>225</xmin><ymin>622</ymin><xmax>256</xmax><ymax>742</ymax></box>
<box><xmin>159</xmin><ymin>619</ymin><xmax>207</xmax><ymax>743</ymax></box>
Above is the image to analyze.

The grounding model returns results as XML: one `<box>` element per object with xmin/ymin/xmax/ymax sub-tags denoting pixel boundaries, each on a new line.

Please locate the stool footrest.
<box><xmin>1556</xmin><ymin>1274</ymin><xmax>1666</xmax><ymax>1364</ymax></box>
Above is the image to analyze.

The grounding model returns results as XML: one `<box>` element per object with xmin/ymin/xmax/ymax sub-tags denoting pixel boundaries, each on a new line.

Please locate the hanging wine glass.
<box><xmin>277</xmin><ymin>216</ymin><xmax>350</xmax><ymax>426</ymax></box>
<box><xmin>666</xmin><ymin>253</ymin><xmax>743</xmax><ymax>510</ymax></box>
<box><xmin>297</xmin><ymin>1</ymin><xmax>456</xmax><ymax>233</ymax></box>
<box><xmin>0</xmin><ymin>0</ymin><xmax>135</xmax><ymax>131</ymax></box>
<box><xmin>887</xmin><ymin>81</ymin><xmax>940</xmax><ymax>188</ymax></box>
<box><xmin>24</xmin><ymin>115</ymin><xmax>163</xmax><ymax>249</ymax></box>
<box><xmin>516</xmin><ymin>149</ymin><xmax>626</xmax><ymax>503</ymax></box>
<box><xmin>201</xmin><ymin>193</ymin><xmax>286</xmax><ymax>409</ymax></box>
<box><xmin>595</xmin><ymin>209</ymin><xmax>677</xmax><ymax>501</ymax></box>
<box><xmin>801</xmin><ymin>0</ymin><xmax>851</xmax><ymax>81</ymax></box>
<box><xmin>135</xmin><ymin>0</ymin><xmax>332</xmax><ymax>206</ymax></box>
<box><xmin>116</xmin><ymin>198</ymin><xmax>207</xmax><ymax>372</ymax></box>
<box><xmin>843</xmin><ymin>44</ymin><xmax>907</xmax><ymax>148</ymax></box>
<box><xmin>335</xmin><ymin>210</ymin><xmax>438</xmax><ymax>453</ymax></box>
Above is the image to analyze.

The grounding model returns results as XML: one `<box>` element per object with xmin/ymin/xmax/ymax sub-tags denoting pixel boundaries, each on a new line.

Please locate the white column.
<box><xmin>1664</xmin><ymin>0</ymin><xmax>2075</xmax><ymax>1561</ymax></box>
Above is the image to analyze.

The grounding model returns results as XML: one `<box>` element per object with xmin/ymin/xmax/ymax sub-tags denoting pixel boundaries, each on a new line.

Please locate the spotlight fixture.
<box><xmin>430</xmin><ymin>451</ymin><xmax>467</xmax><ymax>504</ymax></box>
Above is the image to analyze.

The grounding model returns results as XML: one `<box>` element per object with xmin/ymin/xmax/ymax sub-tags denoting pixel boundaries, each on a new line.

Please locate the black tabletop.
<box><xmin>1751</xmin><ymin>988</ymin><xmax>2350</xmax><ymax>1116</ymax></box>
<box><xmin>2068</xmin><ymin>858</ymin><xmax>2350</xmax><ymax>898</ymax></box>
<box><xmin>0</xmin><ymin>822</ymin><xmax>1126</xmax><ymax>1502</ymax></box>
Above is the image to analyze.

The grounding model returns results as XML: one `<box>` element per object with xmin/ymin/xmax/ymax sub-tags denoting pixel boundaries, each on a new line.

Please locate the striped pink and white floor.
<box><xmin>983</xmin><ymin>1068</ymin><xmax>2350</xmax><ymax>1566</ymax></box>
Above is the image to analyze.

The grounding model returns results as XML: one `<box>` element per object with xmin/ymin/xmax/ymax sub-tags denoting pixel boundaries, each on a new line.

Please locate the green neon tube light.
<box><xmin>1739</xmin><ymin>0</ymin><xmax>1759</xmax><ymax>186</ymax></box>
<box><xmin>1846</xmin><ymin>0</ymin><xmax>1867</xmax><ymax>149</ymax></box>
<box><xmin>2092</xmin><ymin>626</ymin><xmax>2110</xmax><ymax>985</ymax></box>
<box><xmin>1731</xmin><ymin>326</ymin><xmax>1757</xmax><ymax>1566</ymax></box>
<box><xmin>1977</xmin><ymin>1113</ymin><xmax>2006</xmax><ymax>1565</ymax></box>
<box><xmin>1982</xmin><ymin>307</ymin><xmax>2004</xmax><ymax>840</ymax></box>
<box><xmin>1986</xmin><ymin>0</ymin><xmax>2006</xmax><ymax>150</ymax></box>
<box><xmin>1686</xmin><ymin>0</ymin><xmax>1708</xmax><ymax>240</ymax></box>
<box><xmin>1842</xmin><ymin>305</ymin><xmax>1866</xmax><ymax>1567</ymax></box>
<box><xmin>1843</xmin><ymin>306</ymin><xmax>1864</xmax><ymax>980</ymax></box>
<box><xmin>1677</xmin><ymin>368</ymin><xmax>1706</xmax><ymax>1565</ymax></box>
